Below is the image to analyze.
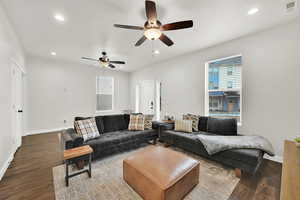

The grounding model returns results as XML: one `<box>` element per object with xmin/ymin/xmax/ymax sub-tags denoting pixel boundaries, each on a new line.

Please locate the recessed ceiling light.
<box><xmin>54</xmin><ymin>14</ymin><xmax>65</xmax><ymax>22</ymax></box>
<box><xmin>51</xmin><ymin>52</ymin><xmax>57</xmax><ymax>56</ymax></box>
<box><xmin>248</xmin><ymin>8</ymin><xmax>259</xmax><ymax>15</ymax></box>
<box><xmin>153</xmin><ymin>50</ymin><xmax>160</xmax><ymax>54</ymax></box>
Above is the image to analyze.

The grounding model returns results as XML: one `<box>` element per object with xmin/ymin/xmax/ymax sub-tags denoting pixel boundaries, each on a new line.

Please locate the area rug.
<box><xmin>53</xmin><ymin>146</ymin><xmax>239</xmax><ymax>200</ymax></box>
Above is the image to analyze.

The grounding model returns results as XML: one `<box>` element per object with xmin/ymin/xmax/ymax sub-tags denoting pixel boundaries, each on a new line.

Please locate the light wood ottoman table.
<box><xmin>123</xmin><ymin>146</ymin><xmax>200</xmax><ymax>200</ymax></box>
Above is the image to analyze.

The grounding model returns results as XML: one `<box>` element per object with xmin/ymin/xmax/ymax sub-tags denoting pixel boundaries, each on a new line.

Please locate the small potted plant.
<box><xmin>294</xmin><ymin>137</ymin><xmax>300</xmax><ymax>147</ymax></box>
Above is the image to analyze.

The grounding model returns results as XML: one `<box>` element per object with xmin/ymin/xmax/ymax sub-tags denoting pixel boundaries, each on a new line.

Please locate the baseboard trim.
<box><xmin>264</xmin><ymin>154</ymin><xmax>283</xmax><ymax>163</ymax></box>
<box><xmin>26</xmin><ymin>127</ymin><xmax>72</xmax><ymax>136</ymax></box>
<box><xmin>0</xmin><ymin>150</ymin><xmax>15</xmax><ymax>181</ymax></box>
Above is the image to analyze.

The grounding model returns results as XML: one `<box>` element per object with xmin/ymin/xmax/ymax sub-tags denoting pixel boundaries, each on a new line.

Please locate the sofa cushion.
<box><xmin>207</xmin><ymin>118</ymin><xmax>237</xmax><ymax>136</ymax></box>
<box><xmin>74</xmin><ymin>118</ymin><xmax>100</xmax><ymax>141</ymax></box>
<box><xmin>144</xmin><ymin>115</ymin><xmax>154</xmax><ymax>130</ymax></box>
<box><xmin>198</xmin><ymin>116</ymin><xmax>209</xmax><ymax>132</ymax></box>
<box><xmin>183</xmin><ymin>114</ymin><xmax>200</xmax><ymax>131</ymax></box>
<box><xmin>85</xmin><ymin>130</ymin><xmax>157</xmax><ymax>152</ymax></box>
<box><xmin>128</xmin><ymin>114</ymin><xmax>145</xmax><ymax>131</ymax></box>
<box><xmin>102</xmin><ymin>115</ymin><xmax>127</xmax><ymax>133</ymax></box>
<box><xmin>175</xmin><ymin>120</ymin><xmax>193</xmax><ymax>133</ymax></box>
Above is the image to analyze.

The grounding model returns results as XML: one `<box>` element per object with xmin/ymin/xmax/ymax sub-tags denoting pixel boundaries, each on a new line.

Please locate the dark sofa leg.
<box><xmin>235</xmin><ymin>168</ymin><xmax>242</xmax><ymax>178</ymax></box>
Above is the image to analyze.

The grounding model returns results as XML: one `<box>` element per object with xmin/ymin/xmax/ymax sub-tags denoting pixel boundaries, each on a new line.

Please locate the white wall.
<box><xmin>0</xmin><ymin>3</ymin><xmax>25</xmax><ymax>179</ymax></box>
<box><xmin>25</xmin><ymin>56</ymin><xmax>130</xmax><ymax>134</ymax></box>
<box><xmin>130</xmin><ymin>19</ymin><xmax>300</xmax><ymax>157</ymax></box>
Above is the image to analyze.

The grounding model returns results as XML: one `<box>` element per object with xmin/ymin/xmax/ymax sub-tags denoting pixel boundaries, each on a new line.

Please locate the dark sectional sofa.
<box><xmin>62</xmin><ymin>114</ymin><xmax>157</xmax><ymax>160</ymax></box>
<box><xmin>63</xmin><ymin>114</ymin><xmax>264</xmax><ymax>175</ymax></box>
<box><xmin>159</xmin><ymin>117</ymin><xmax>264</xmax><ymax>174</ymax></box>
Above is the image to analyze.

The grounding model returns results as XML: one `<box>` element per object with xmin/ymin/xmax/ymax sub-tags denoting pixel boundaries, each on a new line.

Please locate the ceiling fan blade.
<box><xmin>145</xmin><ymin>0</ymin><xmax>157</xmax><ymax>23</ymax></box>
<box><xmin>110</xmin><ymin>61</ymin><xmax>126</xmax><ymax>64</ymax></box>
<box><xmin>135</xmin><ymin>35</ymin><xmax>147</xmax><ymax>46</ymax></box>
<box><xmin>161</xmin><ymin>20</ymin><xmax>193</xmax><ymax>31</ymax></box>
<box><xmin>81</xmin><ymin>57</ymin><xmax>99</xmax><ymax>61</ymax></box>
<box><xmin>159</xmin><ymin>33</ymin><xmax>174</xmax><ymax>46</ymax></box>
<box><xmin>109</xmin><ymin>64</ymin><xmax>116</xmax><ymax>69</ymax></box>
<box><xmin>114</xmin><ymin>24</ymin><xmax>144</xmax><ymax>30</ymax></box>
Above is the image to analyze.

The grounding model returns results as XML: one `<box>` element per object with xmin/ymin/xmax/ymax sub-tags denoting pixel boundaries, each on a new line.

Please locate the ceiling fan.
<box><xmin>114</xmin><ymin>0</ymin><xmax>193</xmax><ymax>47</ymax></box>
<box><xmin>81</xmin><ymin>52</ymin><xmax>125</xmax><ymax>69</ymax></box>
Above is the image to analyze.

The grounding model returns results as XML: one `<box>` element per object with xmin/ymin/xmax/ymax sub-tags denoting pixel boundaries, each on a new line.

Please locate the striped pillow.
<box><xmin>183</xmin><ymin>114</ymin><xmax>200</xmax><ymax>132</ymax></box>
<box><xmin>74</xmin><ymin>118</ymin><xmax>100</xmax><ymax>141</ymax></box>
<box><xmin>175</xmin><ymin>120</ymin><xmax>193</xmax><ymax>133</ymax></box>
<box><xmin>128</xmin><ymin>114</ymin><xmax>145</xmax><ymax>131</ymax></box>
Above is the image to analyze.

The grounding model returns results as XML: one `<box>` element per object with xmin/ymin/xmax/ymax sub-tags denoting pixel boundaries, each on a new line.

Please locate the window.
<box><xmin>96</xmin><ymin>77</ymin><xmax>114</xmax><ymax>111</ymax></box>
<box><xmin>227</xmin><ymin>66</ymin><xmax>233</xmax><ymax>76</ymax></box>
<box><xmin>205</xmin><ymin>55</ymin><xmax>242</xmax><ymax>123</ymax></box>
<box><xmin>227</xmin><ymin>81</ymin><xmax>233</xmax><ymax>89</ymax></box>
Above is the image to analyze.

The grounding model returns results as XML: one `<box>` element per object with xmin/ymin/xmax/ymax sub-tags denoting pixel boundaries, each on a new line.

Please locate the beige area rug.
<box><xmin>53</xmin><ymin>146</ymin><xmax>239</xmax><ymax>200</ymax></box>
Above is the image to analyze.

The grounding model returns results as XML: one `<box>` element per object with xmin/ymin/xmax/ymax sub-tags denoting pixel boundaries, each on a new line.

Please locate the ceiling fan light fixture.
<box><xmin>144</xmin><ymin>28</ymin><xmax>162</xmax><ymax>40</ymax></box>
<box><xmin>100</xmin><ymin>61</ymin><xmax>109</xmax><ymax>67</ymax></box>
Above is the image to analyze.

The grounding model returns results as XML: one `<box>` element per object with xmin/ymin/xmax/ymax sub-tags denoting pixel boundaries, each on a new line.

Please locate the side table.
<box><xmin>152</xmin><ymin>120</ymin><xmax>175</xmax><ymax>145</ymax></box>
<box><xmin>63</xmin><ymin>145</ymin><xmax>93</xmax><ymax>187</ymax></box>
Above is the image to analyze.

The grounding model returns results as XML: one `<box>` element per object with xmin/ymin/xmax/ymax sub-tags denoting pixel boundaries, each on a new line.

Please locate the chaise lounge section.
<box><xmin>159</xmin><ymin>118</ymin><xmax>264</xmax><ymax>175</ymax></box>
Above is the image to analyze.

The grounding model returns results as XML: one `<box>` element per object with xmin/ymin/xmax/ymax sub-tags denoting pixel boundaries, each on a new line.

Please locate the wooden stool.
<box><xmin>63</xmin><ymin>145</ymin><xmax>93</xmax><ymax>187</ymax></box>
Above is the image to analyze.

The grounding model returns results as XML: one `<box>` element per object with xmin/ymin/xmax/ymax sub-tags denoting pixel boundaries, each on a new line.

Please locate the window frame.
<box><xmin>95</xmin><ymin>76</ymin><xmax>114</xmax><ymax>113</ymax></box>
<box><xmin>205</xmin><ymin>54</ymin><xmax>242</xmax><ymax>125</ymax></box>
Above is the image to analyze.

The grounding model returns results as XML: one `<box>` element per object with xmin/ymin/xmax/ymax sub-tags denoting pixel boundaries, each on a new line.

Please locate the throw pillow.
<box><xmin>144</xmin><ymin>115</ymin><xmax>154</xmax><ymax>130</ymax></box>
<box><xmin>175</xmin><ymin>120</ymin><xmax>193</xmax><ymax>133</ymax></box>
<box><xmin>74</xmin><ymin>118</ymin><xmax>100</xmax><ymax>141</ymax></box>
<box><xmin>128</xmin><ymin>114</ymin><xmax>145</xmax><ymax>131</ymax></box>
<box><xmin>183</xmin><ymin>114</ymin><xmax>199</xmax><ymax>132</ymax></box>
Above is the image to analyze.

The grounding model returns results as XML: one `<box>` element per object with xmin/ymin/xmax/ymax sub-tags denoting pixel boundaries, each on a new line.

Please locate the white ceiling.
<box><xmin>1</xmin><ymin>0</ymin><xmax>299</xmax><ymax>72</ymax></box>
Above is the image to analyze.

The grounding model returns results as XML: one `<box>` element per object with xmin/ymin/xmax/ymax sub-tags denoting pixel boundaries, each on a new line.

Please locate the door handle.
<box><xmin>18</xmin><ymin>110</ymin><xmax>23</xmax><ymax>113</ymax></box>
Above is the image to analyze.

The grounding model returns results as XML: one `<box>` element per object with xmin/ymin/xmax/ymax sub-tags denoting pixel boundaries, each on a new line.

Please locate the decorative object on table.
<box><xmin>175</xmin><ymin>120</ymin><xmax>193</xmax><ymax>133</ymax></box>
<box><xmin>63</xmin><ymin>145</ymin><xmax>93</xmax><ymax>187</ymax></box>
<box><xmin>183</xmin><ymin>113</ymin><xmax>200</xmax><ymax>132</ymax></box>
<box><xmin>113</xmin><ymin>1</ymin><xmax>193</xmax><ymax>47</ymax></box>
<box><xmin>128</xmin><ymin>114</ymin><xmax>145</xmax><ymax>131</ymax></box>
<box><xmin>81</xmin><ymin>51</ymin><xmax>126</xmax><ymax>69</ymax></box>
<box><xmin>294</xmin><ymin>136</ymin><xmax>300</xmax><ymax>147</ymax></box>
<box><xmin>164</xmin><ymin>113</ymin><xmax>174</xmax><ymax>121</ymax></box>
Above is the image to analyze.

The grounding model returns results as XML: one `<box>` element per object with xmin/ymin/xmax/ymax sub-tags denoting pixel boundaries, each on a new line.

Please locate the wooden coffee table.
<box><xmin>63</xmin><ymin>145</ymin><xmax>93</xmax><ymax>186</ymax></box>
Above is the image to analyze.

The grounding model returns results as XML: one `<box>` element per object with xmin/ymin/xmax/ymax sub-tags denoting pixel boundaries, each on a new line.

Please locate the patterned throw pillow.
<box><xmin>183</xmin><ymin>114</ymin><xmax>200</xmax><ymax>132</ymax></box>
<box><xmin>144</xmin><ymin>115</ymin><xmax>154</xmax><ymax>130</ymax></box>
<box><xmin>128</xmin><ymin>114</ymin><xmax>145</xmax><ymax>131</ymax></box>
<box><xmin>175</xmin><ymin>120</ymin><xmax>193</xmax><ymax>133</ymax></box>
<box><xmin>74</xmin><ymin>118</ymin><xmax>100</xmax><ymax>141</ymax></box>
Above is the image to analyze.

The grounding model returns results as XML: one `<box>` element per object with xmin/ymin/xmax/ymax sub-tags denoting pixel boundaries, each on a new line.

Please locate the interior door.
<box><xmin>140</xmin><ymin>80</ymin><xmax>155</xmax><ymax>115</ymax></box>
<box><xmin>11</xmin><ymin>63</ymin><xmax>23</xmax><ymax>149</ymax></box>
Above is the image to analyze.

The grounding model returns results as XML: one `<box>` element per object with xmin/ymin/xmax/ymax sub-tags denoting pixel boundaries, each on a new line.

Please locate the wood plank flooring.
<box><xmin>0</xmin><ymin>132</ymin><xmax>281</xmax><ymax>200</ymax></box>
<box><xmin>0</xmin><ymin>132</ymin><xmax>63</xmax><ymax>200</ymax></box>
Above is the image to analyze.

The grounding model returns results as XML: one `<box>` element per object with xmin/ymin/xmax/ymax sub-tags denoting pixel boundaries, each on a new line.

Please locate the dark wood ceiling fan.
<box><xmin>114</xmin><ymin>0</ymin><xmax>193</xmax><ymax>47</ymax></box>
<box><xmin>81</xmin><ymin>52</ymin><xmax>125</xmax><ymax>69</ymax></box>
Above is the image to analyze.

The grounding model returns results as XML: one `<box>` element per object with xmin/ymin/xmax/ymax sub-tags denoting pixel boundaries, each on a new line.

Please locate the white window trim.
<box><xmin>204</xmin><ymin>54</ymin><xmax>242</xmax><ymax>126</ymax></box>
<box><xmin>95</xmin><ymin>76</ymin><xmax>114</xmax><ymax>113</ymax></box>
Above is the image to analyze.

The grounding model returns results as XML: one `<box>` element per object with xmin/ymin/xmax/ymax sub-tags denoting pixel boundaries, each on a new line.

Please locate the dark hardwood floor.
<box><xmin>0</xmin><ymin>132</ymin><xmax>63</xmax><ymax>200</ymax></box>
<box><xmin>0</xmin><ymin>132</ymin><xmax>281</xmax><ymax>200</ymax></box>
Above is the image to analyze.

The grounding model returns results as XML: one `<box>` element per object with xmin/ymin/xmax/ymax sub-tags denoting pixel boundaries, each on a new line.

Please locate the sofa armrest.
<box><xmin>62</xmin><ymin>128</ymin><xmax>84</xmax><ymax>149</ymax></box>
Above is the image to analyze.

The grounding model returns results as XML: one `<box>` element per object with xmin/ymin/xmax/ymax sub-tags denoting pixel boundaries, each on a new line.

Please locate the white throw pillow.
<box><xmin>175</xmin><ymin>120</ymin><xmax>193</xmax><ymax>133</ymax></box>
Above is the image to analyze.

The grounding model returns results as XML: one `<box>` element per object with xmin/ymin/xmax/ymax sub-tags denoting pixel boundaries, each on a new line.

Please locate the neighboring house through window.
<box><xmin>96</xmin><ymin>76</ymin><xmax>114</xmax><ymax>111</ymax></box>
<box><xmin>205</xmin><ymin>55</ymin><xmax>242</xmax><ymax>123</ymax></box>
